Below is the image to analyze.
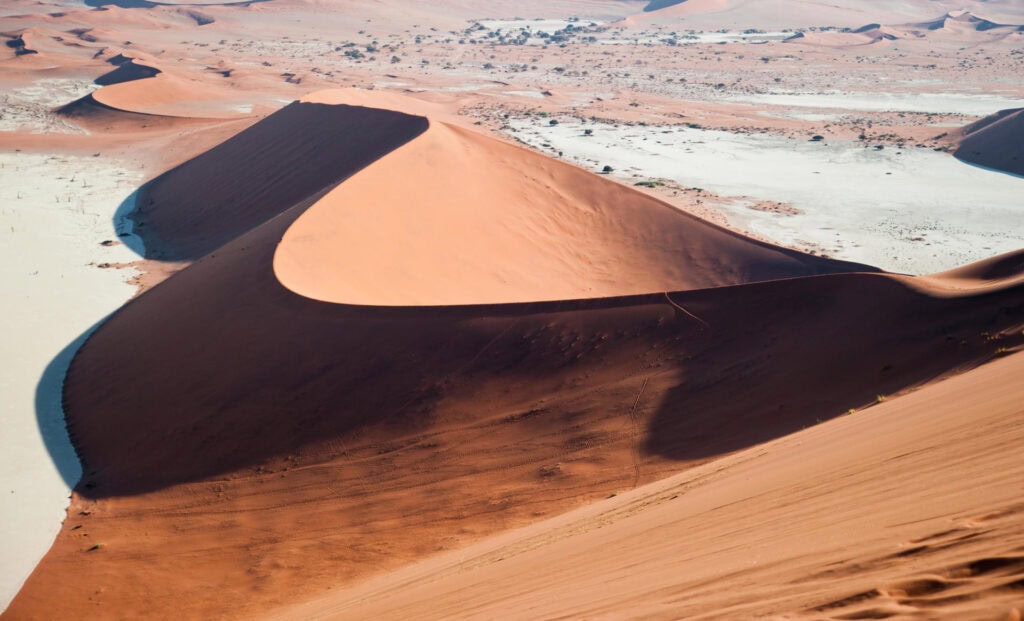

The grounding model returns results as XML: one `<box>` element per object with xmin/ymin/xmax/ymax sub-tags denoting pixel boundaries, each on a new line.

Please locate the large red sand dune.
<box><xmin>276</xmin><ymin>91</ymin><xmax>864</xmax><ymax>306</ymax></box>
<box><xmin>6</xmin><ymin>94</ymin><xmax>1024</xmax><ymax>619</ymax></box>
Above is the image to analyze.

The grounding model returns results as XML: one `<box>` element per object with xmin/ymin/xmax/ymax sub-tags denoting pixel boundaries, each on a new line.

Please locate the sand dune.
<box><xmin>623</xmin><ymin>0</ymin><xmax>1024</xmax><ymax>30</ymax></box>
<box><xmin>785</xmin><ymin>30</ymin><xmax>895</xmax><ymax>47</ymax></box>
<box><xmin>642</xmin><ymin>0</ymin><xmax>728</xmax><ymax>15</ymax></box>
<box><xmin>7</xmin><ymin>96</ymin><xmax>1024</xmax><ymax>619</ymax></box>
<box><xmin>914</xmin><ymin>9</ymin><xmax>1021</xmax><ymax>33</ymax></box>
<box><xmin>3</xmin><ymin>0</ymin><xmax>1024</xmax><ymax>617</ymax></box>
<box><xmin>955</xmin><ymin>107</ymin><xmax>1024</xmax><ymax>178</ymax></box>
<box><xmin>278</xmin><ymin>348</ymin><xmax>1024</xmax><ymax>620</ymax></box>
<box><xmin>86</xmin><ymin>72</ymin><xmax>256</xmax><ymax>118</ymax></box>
<box><xmin>93</xmin><ymin>58</ymin><xmax>161</xmax><ymax>86</ymax></box>
<box><xmin>916</xmin><ymin>249</ymin><xmax>1024</xmax><ymax>294</ymax></box>
<box><xmin>784</xmin><ymin>10</ymin><xmax>1024</xmax><ymax>47</ymax></box>
<box><xmin>276</xmin><ymin>91</ymin><xmax>861</xmax><ymax>306</ymax></box>
<box><xmin>130</xmin><ymin>96</ymin><xmax>430</xmax><ymax>260</ymax></box>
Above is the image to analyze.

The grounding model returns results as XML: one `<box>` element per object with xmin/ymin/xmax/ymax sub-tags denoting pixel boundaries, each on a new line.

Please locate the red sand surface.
<box><xmin>275</xmin><ymin>91</ymin><xmax>859</xmax><ymax>306</ymax></box>
<box><xmin>6</xmin><ymin>96</ymin><xmax>1024</xmax><ymax>620</ymax></box>
<box><xmin>3</xmin><ymin>0</ymin><xmax>1024</xmax><ymax>617</ymax></box>
<box><xmin>278</xmin><ymin>348</ymin><xmax>1024</xmax><ymax>620</ymax></box>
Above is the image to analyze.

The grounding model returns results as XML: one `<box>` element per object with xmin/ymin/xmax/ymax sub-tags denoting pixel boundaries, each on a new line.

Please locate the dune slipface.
<box><xmin>8</xmin><ymin>94</ymin><xmax>1024</xmax><ymax>619</ymax></box>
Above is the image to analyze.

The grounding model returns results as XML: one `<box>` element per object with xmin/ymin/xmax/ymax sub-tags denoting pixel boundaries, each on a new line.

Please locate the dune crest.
<box><xmin>275</xmin><ymin>92</ymin><xmax>864</xmax><ymax>306</ymax></box>
<box><xmin>913</xmin><ymin>248</ymin><xmax>1024</xmax><ymax>293</ymax></box>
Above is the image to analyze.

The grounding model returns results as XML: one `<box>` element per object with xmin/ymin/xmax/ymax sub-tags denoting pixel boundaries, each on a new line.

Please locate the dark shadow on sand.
<box><xmin>34</xmin><ymin>321</ymin><xmax>108</xmax><ymax>489</ymax></box>
<box><xmin>643</xmin><ymin>274</ymin><xmax>1024</xmax><ymax>461</ymax></box>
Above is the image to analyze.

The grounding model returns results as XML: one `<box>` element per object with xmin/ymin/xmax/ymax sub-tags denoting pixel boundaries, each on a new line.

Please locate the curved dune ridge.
<box><xmin>130</xmin><ymin>95</ymin><xmax>431</xmax><ymax>260</ymax></box>
<box><xmin>274</xmin><ymin>90</ymin><xmax>864</xmax><ymax>306</ymax></box>
<box><xmin>93</xmin><ymin>57</ymin><xmax>161</xmax><ymax>86</ymax></box>
<box><xmin>955</xmin><ymin>107</ymin><xmax>1024</xmax><ymax>177</ymax></box>
<box><xmin>7</xmin><ymin>93</ymin><xmax>1024</xmax><ymax>619</ymax></box>
<box><xmin>914</xmin><ymin>248</ymin><xmax>1024</xmax><ymax>293</ymax></box>
<box><xmin>88</xmin><ymin>71</ymin><xmax>254</xmax><ymax>118</ymax></box>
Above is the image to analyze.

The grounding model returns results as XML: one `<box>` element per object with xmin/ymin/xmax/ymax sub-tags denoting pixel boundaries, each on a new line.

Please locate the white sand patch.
<box><xmin>508</xmin><ymin>120</ymin><xmax>1024</xmax><ymax>274</ymax></box>
<box><xmin>409</xmin><ymin>83</ymin><xmax>500</xmax><ymax>93</ymax></box>
<box><xmin>477</xmin><ymin>19</ymin><xmax>593</xmax><ymax>34</ymax></box>
<box><xmin>729</xmin><ymin>91</ymin><xmax>1024</xmax><ymax>116</ymax></box>
<box><xmin>0</xmin><ymin>152</ymin><xmax>143</xmax><ymax>611</ymax></box>
<box><xmin>0</xmin><ymin>79</ymin><xmax>97</xmax><ymax>134</ymax></box>
<box><xmin>756</xmin><ymin>110</ymin><xmax>846</xmax><ymax>122</ymax></box>
<box><xmin>600</xmin><ymin>30</ymin><xmax>790</xmax><ymax>45</ymax></box>
<box><xmin>501</xmin><ymin>90</ymin><xmax>547</xmax><ymax>99</ymax></box>
<box><xmin>690</xmin><ymin>31</ymin><xmax>792</xmax><ymax>43</ymax></box>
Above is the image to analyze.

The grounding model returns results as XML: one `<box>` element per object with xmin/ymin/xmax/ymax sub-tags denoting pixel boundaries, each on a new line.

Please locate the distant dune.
<box><xmin>8</xmin><ymin>93</ymin><xmax>1024</xmax><ymax>619</ymax></box>
<box><xmin>625</xmin><ymin>1</ymin><xmax>1024</xmax><ymax>31</ymax></box>
<box><xmin>642</xmin><ymin>0</ymin><xmax>726</xmax><ymax>14</ymax></box>
<box><xmin>955</xmin><ymin>107</ymin><xmax>1024</xmax><ymax>177</ymax></box>
<box><xmin>785</xmin><ymin>10</ymin><xmax>1024</xmax><ymax>48</ymax></box>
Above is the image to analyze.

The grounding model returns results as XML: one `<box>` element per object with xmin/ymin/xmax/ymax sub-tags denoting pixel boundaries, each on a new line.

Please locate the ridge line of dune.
<box><xmin>271</xmin><ymin>95</ymin><xmax>873</xmax><ymax>308</ymax></box>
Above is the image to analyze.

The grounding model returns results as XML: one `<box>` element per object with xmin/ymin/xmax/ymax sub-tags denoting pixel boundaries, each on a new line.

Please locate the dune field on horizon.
<box><xmin>1</xmin><ymin>0</ymin><xmax>1023</xmax><ymax>619</ymax></box>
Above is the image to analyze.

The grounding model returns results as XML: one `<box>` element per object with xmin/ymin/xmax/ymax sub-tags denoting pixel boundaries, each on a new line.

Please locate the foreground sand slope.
<box><xmin>6</xmin><ymin>95</ymin><xmax>1024</xmax><ymax>619</ymax></box>
<box><xmin>278</xmin><ymin>349</ymin><xmax>1024</xmax><ymax>621</ymax></box>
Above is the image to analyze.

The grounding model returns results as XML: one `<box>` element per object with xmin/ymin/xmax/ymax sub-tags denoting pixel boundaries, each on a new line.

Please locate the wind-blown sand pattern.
<box><xmin>2</xmin><ymin>0</ymin><xmax>1023</xmax><ymax>618</ymax></box>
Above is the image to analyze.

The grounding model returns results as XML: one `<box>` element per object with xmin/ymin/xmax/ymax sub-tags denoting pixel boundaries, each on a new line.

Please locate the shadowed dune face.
<box><xmin>19</xmin><ymin>220</ymin><xmax>1023</xmax><ymax>618</ymax></box>
<box><xmin>9</xmin><ymin>99</ymin><xmax>1024</xmax><ymax>618</ymax></box>
<box><xmin>955</xmin><ymin>107</ymin><xmax>1024</xmax><ymax>177</ymax></box>
<box><xmin>131</xmin><ymin>102</ymin><xmax>429</xmax><ymax>260</ymax></box>
<box><xmin>93</xmin><ymin>59</ymin><xmax>160</xmax><ymax>85</ymax></box>
<box><xmin>645</xmin><ymin>269</ymin><xmax>1024</xmax><ymax>459</ymax></box>
<box><xmin>59</xmin><ymin>97</ymin><xmax>889</xmax><ymax>496</ymax></box>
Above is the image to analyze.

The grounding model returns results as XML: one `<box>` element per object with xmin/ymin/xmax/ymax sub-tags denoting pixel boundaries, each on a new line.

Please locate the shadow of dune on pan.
<box><xmin>32</xmin><ymin>325</ymin><xmax>101</xmax><ymax>490</ymax></box>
